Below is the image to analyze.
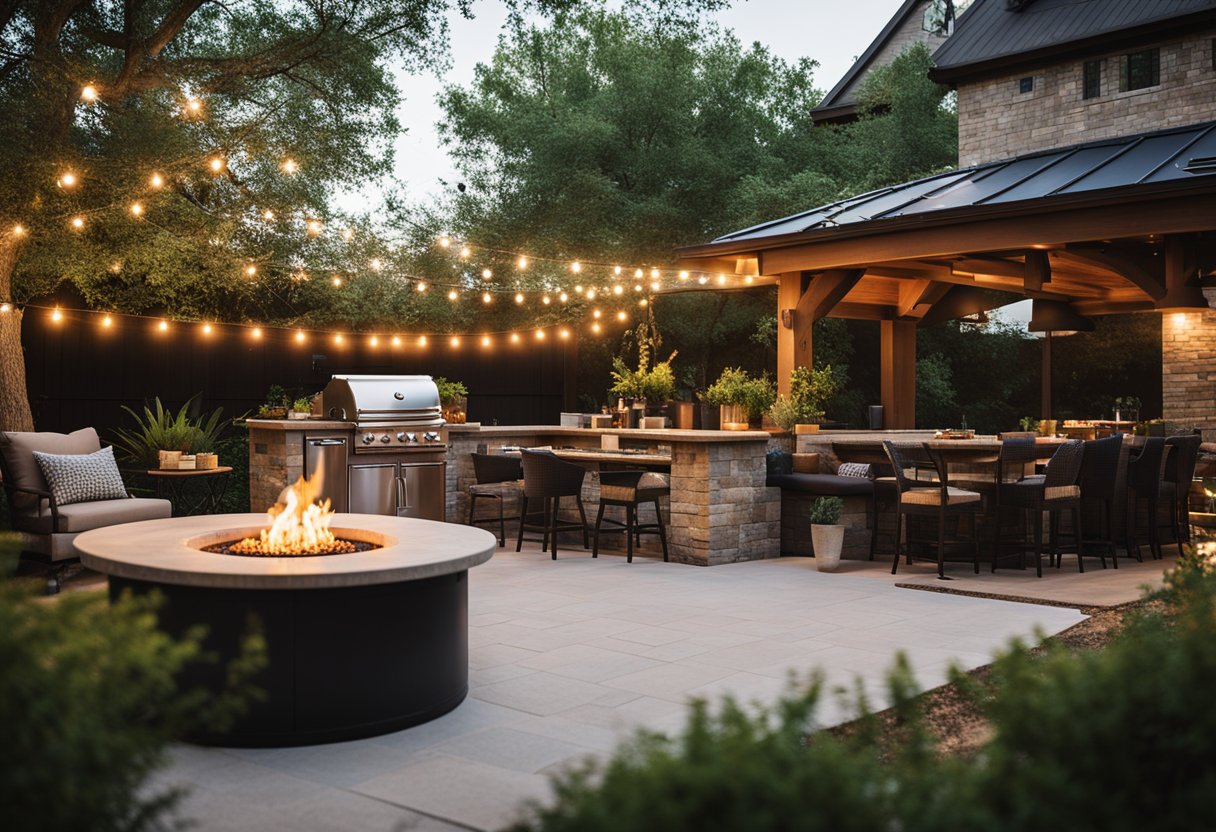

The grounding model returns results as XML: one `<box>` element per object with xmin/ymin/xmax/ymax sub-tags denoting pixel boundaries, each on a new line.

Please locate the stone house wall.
<box><xmin>957</xmin><ymin>31</ymin><xmax>1216</xmax><ymax>166</ymax></box>
<box><xmin>1162</xmin><ymin>288</ymin><xmax>1216</xmax><ymax>441</ymax></box>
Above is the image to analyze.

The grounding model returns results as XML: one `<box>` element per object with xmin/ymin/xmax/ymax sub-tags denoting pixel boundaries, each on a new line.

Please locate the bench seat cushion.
<box><xmin>766</xmin><ymin>473</ymin><xmax>874</xmax><ymax>497</ymax></box>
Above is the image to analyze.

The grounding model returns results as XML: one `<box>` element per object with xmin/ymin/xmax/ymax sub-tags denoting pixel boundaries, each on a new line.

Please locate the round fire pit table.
<box><xmin>75</xmin><ymin>513</ymin><xmax>496</xmax><ymax>747</ymax></box>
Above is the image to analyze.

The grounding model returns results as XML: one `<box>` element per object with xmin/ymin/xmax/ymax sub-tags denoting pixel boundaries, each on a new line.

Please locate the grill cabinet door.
<box><xmin>396</xmin><ymin>462</ymin><xmax>446</xmax><ymax>522</ymax></box>
<box><xmin>348</xmin><ymin>463</ymin><xmax>398</xmax><ymax>516</ymax></box>
<box><xmin>304</xmin><ymin>437</ymin><xmax>349</xmax><ymax>512</ymax></box>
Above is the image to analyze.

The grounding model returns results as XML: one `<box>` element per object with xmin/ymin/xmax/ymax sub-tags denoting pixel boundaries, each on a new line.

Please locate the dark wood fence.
<box><xmin>21</xmin><ymin>308</ymin><xmax>577</xmax><ymax>437</ymax></box>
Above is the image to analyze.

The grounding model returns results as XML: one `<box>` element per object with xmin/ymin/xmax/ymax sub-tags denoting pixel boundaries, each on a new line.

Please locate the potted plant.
<box><xmin>435</xmin><ymin>377</ymin><xmax>469</xmax><ymax>424</ymax></box>
<box><xmin>809</xmin><ymin>496</ymin><xmax>845</xmax><ymax>572</ymax></box>
<box><xmin>112</xmin><ymin>396</ymin><xmax>230</xmax><ymax>470</ymax></box>
<box><xmin>259</xmin><ymin>384</ymin><xmax>288</xmax><ymax>419</ymax></box>
<box><xmin>1019</xmin><ymin>416</ymin><xmax>1040</xmax><ymax>433</ymax></box>
<box><xmin>697</xmin><ymin>385</ymin><xmax>725</xmax><ymax>430</ymax></box>
<box><xmin>768</xmin><ymin>395</ymin><xmax>800</xmax><ymax>432</ymax></box>
<box><xmin>611</xmin><ymin>350</ymin><xmax>678</xmax><ymax>417</ymax></box>
<box><xmin>289</xmin><ymin>397</ymin><xmax>312</xmax><ymax>420</ymax></box>
<box><xmin>1114</xmin><ymin>396</ymin><xmax>1141</xmax><ymax>425</ymax></box>
<box><xmin>787</xmin><ymin>365</ymin><xmax>839</xmax><ymax>434</ymax></box>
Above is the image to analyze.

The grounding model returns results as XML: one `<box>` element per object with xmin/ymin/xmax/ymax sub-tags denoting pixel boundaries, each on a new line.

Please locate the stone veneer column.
<box><xmin>667</xmin><ymin>438</ymin><xmax>779</xmax><ymax>566</ymax></box>
<box><xmin>247</xmin><ymin>428</ymin><xmax>303</xmax><ymax>511</ymax></box>
<box><xmin>1162</xmin><ymin>288</ymin><xmax>1216</xmax><ymax>441</ymax></box>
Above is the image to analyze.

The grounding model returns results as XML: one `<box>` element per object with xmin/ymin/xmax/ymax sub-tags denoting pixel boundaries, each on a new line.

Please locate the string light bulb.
<box><xmin>58</xmin><ymin>171</ymin><xmax>77</xmax><ymax>188</ymax></box>
<box><xmin>559</xmin><ymin>292</ymin><xmax>568</xmax><ymax>303</ymax></box>
<box><xmin>129</xmin><ymin>202</ymin><xmax>143</xmax><ymax>217</ymax></box>
<box><xmin>416</xmin><ymin>281</ymin><xmax>427</xmax><ymax>292</ymax></box>
<box><xmin>0</xmin><ymin>303</ymin><xmax>11</xmax><ymax>313</ymax></box>
<box><xmin>447</xmin><ymin>289</ymin><xmax>458</xmax><ymax>301</ymax></box>
<box><xmin>185</xmin><ymin>97</ymin><xmax>202</xmax><ymax>115</ymax></box>
<box><xmin>535</xmin><ymin>329</ymin><xmax>545</xmax><ymax>340</ymax></box>
<box><xmin>245</xmin><ymin>264</ymin><xmax>257</xmax><ymax>277</ymax></box>
<box><xmin>481</xmin><ymin>335</ymin><xmax>491</xmax><ymax>347</ymax></box>
<box><xmin>12</xmin><ymin>224</ymin><xmax>25</xmax><ymax>236</ymax></box>
<box><xmin>391</xmin><ymin>335</ymin><xmax>401</xmax><ymax>347</ymax></box>
<box><xmin>295</xmin><ymin>330</ymin><xmax>306</xmax><ymax>343</ymax></box>
<box><xmin>101</xmin><ymin>314</ymin><xmax>113</xmax><ymax>328</ymax></box>
<box><xmin>51</xmin><ymin>307</ymin><xmax>63</xmax><ymax>323</ymax></box>
<box><xmin>459</xmin><ymin>245</ymin><xmax>470</xmax><ymax>259</ymax></box>
<box><xmin>717</xmin><ymin>274</ymin><xmax>727</xmax><ymax>285</ymax></box>
<box><xmin>634</xmin><ymin>269</ymin><xmax>643</xmax><ymax>279</ymax></box>
<box><xmin>70</xmin><ymin>216</ymin><xmax>84</xmax><ymax>230</ymax></box>
<box><xmin>481</xmin><ymin>268</ymin><xmax>492</xmax><ymax>280</ymax></box>
<box><xmin>438</xmin><ymin>236</ymin><xmax>451</xmax><ymax>248</ymax></box>
<box><xmin>570</xmin><ymin>261</ymin><xmax>582</xmax><ymax>274</ymax></box>
<box><xmin>559</xmin><ymin>328</ymin><xmax>570</xmax><ymax>340</ymax></box>
<box><xmin>511</xmin><ymin>332</ymin><xmax>520</xmax><ymax>344</ymax></box>
<box><xmin>585</xmin><ymin>289</ymin><xmax>596</xmax><ymax>300</ymax></box>
<box><xmin>698</xmin><ymin>275</ymin><xmax>708</xmax><ymax>285</ymax></box>
<box><xmin>592</xmin><ymin>309</ymin><xmax>602</xmax><ymax>319</ymax></box>
<box><xmin>542</xmin><ymin>295</ymin><xmax>551</xmax><ymax>305</ymax></box>
<box><xmin>80</xmin><ymin>84</ymin><xmax>98</xmax><ymax>103</ymax></box>
<box><xmin>517</xmin><ymin>256</ymin><xmax>528</xmax><ymax>270</ymax></box>
<box><xmin>514</xmin><ymin>293</ymin><xmax>524</xmax><ymax>304</ymax></box>
<box><xmin>418</xmin><ymin>335</ymin><xmax>428</xmax><ymax>347</ymax></box>
<box><xmin>482</xmin><ymin>292</ymin><xmax>493</xmax><ymax>304</ymax></box>
<box><xmin>614</xmin><ymin>266</ymin><xmax>622</xmax><ymax>276</ymax></box>
<box><xmin>650</xmin><ymin>281</ymin><xmax>660</xmax><ymax>292</ymax></box>
<box><xmin>370</xmin><ymin>258</ymin><xmax>383</xmax><ymax>272</ymax></box>
<box><xmin>331</xmin><ymin>276</ymin><xmax>343</xmax><ymax>287</ymax></box>
<box><xmin>341</xmin><ymin>227</ymin><xmax>354</xmax><ymax>241</ymax></box>
<box><xmin>158</xmin><ymin>319</ymin><xmax>169</xmax><ymax>332</ymax></box>
<box><xmin>591</xmin><ymin>322</ymin><xmax>601</xmax><ymax>334</ymax></box>
<box><xmin>369</xmin><ymin>335</ymin><xmax>379</xmax><ymax>347</ymax></box>
<box><xmin>209</xmin><ymin>157</ymin><xmax>225</xmax><ymax>173</ymax></box>
<box><xmin>202</xmin><ymin>323</ymin><xmax>213</xmax><ymax>336</ymax></box>
<box><xmin>306</xmin><ymin>219</ymin><xmax>323</xmax><ymax>236</ymax></box>
<box><xmin>450</xmin><ymin>336</ymin><xmax>460</xmax><ymax>348</ymax></box>
<box><xmin>639</xmin><ymin>298</ymin><xmax>649</xmax><ymax>307</ymax></box>
<box><xmin>650</xmin><ymin>268</ymin><xmax>660</xmax><ymax>279</ymax></box>
<box><xmin>744</xmin><ymin>276</ymin><xmax>754</xmax><ymax>284</ymax></box>
<box><xmin>281</xmin><ymin>158</ymin><xmax>299</xmax><ymax>174</ymax></box>
<box><xmin>613</xmin><ymin>285</ymin><xmax>624</xmax><ymax>295</ymax></box>
<box><xmin>334</xmin><ymin>333</ymin><xmax>344</xmax><ymax>345</ymax></box>
<box><xmin>617</xmin><ymin>311</ymin><xmax>628</xmax><ymax>322</ymax></box>
<box><xmin>251</xmin><ymin>327</ymin><xmax>263</xmax><ymax>339</ymax></box>
<box><xmin>679</xmin><ymin>270</ymin><xmax>689</xmax><ymax>281</ymax></box>
<box><xmin>150</xmin><ymin>172</ymin><xmax>164</xmax><ymax>189</ymax></box>
<box><xmin>263</xmin><ymin>209</ymin><xmax>275</xmax><ymax>221</ymax></box>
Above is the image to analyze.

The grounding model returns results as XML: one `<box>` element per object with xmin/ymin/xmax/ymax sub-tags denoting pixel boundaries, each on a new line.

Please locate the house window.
<box><xmin>1083</xmin><ymin>60</ymin><xmax>1102</xmax><ymax>99</ymax></box>
<box><xmin>1019</xmin><ymin>76</ymin><xmax>1034</xmax><ymax>94</ymax></box>
<box><xmin>1119</xmin><ymin>48</ymin><xmax>1160</xmax><ymax>92</ymax></box>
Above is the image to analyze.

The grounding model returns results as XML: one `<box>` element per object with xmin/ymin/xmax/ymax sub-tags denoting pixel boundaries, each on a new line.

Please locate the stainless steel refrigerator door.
<box><xmin>395</xmin><ymin>462</ymin><xmax>446</xmax><ymax>521</ymax></box>
<box><xmin>304</xmin><ymin>437</ymin><xmax>349</xmax><ymax>512</ymax></box>
<box><xmin>348</xmin><ymin>463</ymin><xmax>398</xmax><ymax>516</ymax></box>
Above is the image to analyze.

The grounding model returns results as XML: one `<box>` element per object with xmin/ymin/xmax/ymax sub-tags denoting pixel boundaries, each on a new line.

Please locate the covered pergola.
<box><xmin>677</xmin><ymin>122</ymin><xmax>1216</xmax><ymax>428</ymax></box>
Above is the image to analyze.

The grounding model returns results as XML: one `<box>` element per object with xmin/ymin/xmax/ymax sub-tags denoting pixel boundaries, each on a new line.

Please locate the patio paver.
<box><xmin>153</xmin><ymin>543</ymin><xmax>1089</xmax><ymax>831</ymax></box>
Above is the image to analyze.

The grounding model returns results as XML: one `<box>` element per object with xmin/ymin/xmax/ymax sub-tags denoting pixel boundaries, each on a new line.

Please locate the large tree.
<box><xmin>0</xmin><ymin>0</ymin><xmax>729</xmax><ymax>432</ymax></box>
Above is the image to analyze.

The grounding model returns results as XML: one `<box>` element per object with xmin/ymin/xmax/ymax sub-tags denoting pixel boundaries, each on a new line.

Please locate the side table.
<box><xmin>147</xmin><ymin>466</ymin><xmax>234</xmax><ymax>516</ymax></box>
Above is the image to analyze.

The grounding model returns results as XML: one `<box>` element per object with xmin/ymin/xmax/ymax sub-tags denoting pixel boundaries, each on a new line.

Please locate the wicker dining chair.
<box><xmin>1079</xmin><ymin>434</ymin><xmax>1124</xmax><ymax>569</ymax></box>
<box><xmin>1126</xmin><ymin>437</ymin><xmax>1169</xmax><ymax>562</ymax></box>
<box><xmin>882</xmin><ymin>441</ymin><xmax>982</xmax><ymax>579</ymax></box>
<box><xmin>467</xmin><ymin>453</ymin><xmax>524</xmax><ymax>546</ymax></box>
<box><xmin>1162</xmin><ymin>433</ymin><xmax>1202</xmax><ymax>546</ymax></box>
<box><xmin>516</xmin><ymin>449</ymin><xmax>590</xmax><ymax>559</ymax></box>
<box><xmin>999</xmin><ymin>439</ymin><xmax>1086</xmax><ymax>576</ymax></box>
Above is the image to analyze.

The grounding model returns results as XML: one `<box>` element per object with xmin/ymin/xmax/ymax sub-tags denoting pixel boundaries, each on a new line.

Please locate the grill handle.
<box><xmin>395</xmin><ymin>475</ymin><xmax>407</xmax><ymax>511</ymax></box>
<box><xmin>308</xmin><ymin>439</ymin><xmax>346</xmax><ymax>446</ymax></box>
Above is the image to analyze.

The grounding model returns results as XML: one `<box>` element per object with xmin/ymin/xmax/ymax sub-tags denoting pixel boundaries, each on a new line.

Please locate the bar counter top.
<box><xmin>446</xmin><ymin>424</ymin><xmax>771</xmax><ymax>443</ymax></box>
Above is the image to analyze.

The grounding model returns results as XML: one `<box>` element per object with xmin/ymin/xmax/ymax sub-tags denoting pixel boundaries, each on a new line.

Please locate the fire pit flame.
<box><xmin>227</xmin><ymin>466</ymin><xmax>358</xmax><ymax>556</ymax></box>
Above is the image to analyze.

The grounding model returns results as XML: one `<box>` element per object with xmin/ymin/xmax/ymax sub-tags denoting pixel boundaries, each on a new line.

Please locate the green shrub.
<box><xmin>111</xmin><ymin>395</ymin><xmax>232</xmax><ymax>466</ymax></box>
<box><xmin>768</xmin><ymin>395</ymin><xmax>800</xmax><ymax>431</ymax></box>
<box><xmin>704</xmin><ymin>368</ymin><xmax>775</xmax><ymax>420</ymax></box>
<box><xmin>809</xmin><ymin>496</ymin><xmax>843</xmax><ymax>526</ymax></box>
<box><xmin>512</xmin><ymin>549</ymin><xmax>1216</xmax><ymax>832</ymax></box>
<box><xmin>434</xmin><ymin>376</ymin><xmax>469</xmax><ymax>405</ymax></box>
<box><xmin>0</xmin><ymin>535</ymin><xmax>264</xmax><ymax>831</ymax></box>
<box><xmin>788</xmin><ymin>365</ymin><xmax>839</xmax><ymax>424</ymax></box>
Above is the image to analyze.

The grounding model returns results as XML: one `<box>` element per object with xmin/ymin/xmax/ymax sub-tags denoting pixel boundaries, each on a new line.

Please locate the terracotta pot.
<box><xmin>721</xmin><ymin>404</ymin><xmax>749</xmax><ymax>431</ymax></box>
<box><xmin>811</xmin><ymin>524</ymin><xmax>845</xmax><ymax>572</ymax></box>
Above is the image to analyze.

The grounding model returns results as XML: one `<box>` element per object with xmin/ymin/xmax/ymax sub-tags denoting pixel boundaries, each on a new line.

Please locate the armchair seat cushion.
<box><xmin>54</xmin><ymin>498</ymin><xmax>172</xmax><ymax>533</ymax></box>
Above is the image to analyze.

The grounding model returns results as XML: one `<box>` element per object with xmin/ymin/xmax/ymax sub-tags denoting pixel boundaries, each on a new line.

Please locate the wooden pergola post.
<box><xmin>880</xmin><ymin>320</ymin><xmax>916</xmax><ymax>429</ymax></box>
<box><xmin>776</xmin><ymin>273</ymin><xmax>808</xmax><ymax>396</ymax></box>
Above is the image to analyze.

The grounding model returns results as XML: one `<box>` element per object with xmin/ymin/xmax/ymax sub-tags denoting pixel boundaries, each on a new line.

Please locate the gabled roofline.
<box><xmin>929</xmin><ymin>7</ymin><xmax>1216</xmax><ymax>84</ymax></box>
<box><xmin>811</xmin><ymin>0</ymin><xmax>929</xmax><ymax>122</ymax></box>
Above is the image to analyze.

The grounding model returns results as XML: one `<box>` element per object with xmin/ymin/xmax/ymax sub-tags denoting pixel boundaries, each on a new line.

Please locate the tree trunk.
<box><xmin>0</xmin><ymin>236</ymin><xmax>34</xmax><ymax>432</ymax></box>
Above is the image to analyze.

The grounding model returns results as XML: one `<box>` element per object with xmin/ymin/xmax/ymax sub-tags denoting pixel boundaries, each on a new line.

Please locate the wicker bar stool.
<box><xmin>1126</xmin><ymin>438</ymin><xmax>1170</xmax><ymax>562</ymax></box>
<box><xmin>1079</xmin><ymin>434</ymin><xmax>1123</xmax><ymax>569</ymax></box>
<box><xmin>1162</xmin><ymin>433</ymin><xmax>1202</xmax><ymax>546</ymax></box>
<box><xmin>592</xmin><ymin>470</ymin><xmax>670</xmax><ymax>563</ymax></box>
<box><xmin>516</xmin><ymin>450</ymin><xmax>590</xmax><ymax>559</ymax></box>
<box><xmin>883</xmin><ymin>441</ymin><xmax>983</xmax><ymax>579</ymax></box>
<box><xmin>467</xmin><ymin>453</ymin><xmax>524</xmax><ymax>546</ymax></box>
<box><xmin>999</xmin><ymin>440</ymin><xmax>1086</xmax><ymax>576</ymax></box>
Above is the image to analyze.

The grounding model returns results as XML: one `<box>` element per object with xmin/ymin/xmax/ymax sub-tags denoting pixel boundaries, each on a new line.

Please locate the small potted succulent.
<box><xmin>809</xmin><ymin>496</ymin><xmax>845</xmax><ymax>572</ymax></box>
<box><xmin>289</xmin><ymin>397</ymin><xmax>312</xmax><ymax>420</ymax></box>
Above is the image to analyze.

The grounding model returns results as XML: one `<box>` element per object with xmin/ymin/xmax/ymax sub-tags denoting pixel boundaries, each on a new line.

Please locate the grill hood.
<box><xmin>321</xmin><ymin>375</ymin><xmax>445</xmax><ymax>428</ymax></box>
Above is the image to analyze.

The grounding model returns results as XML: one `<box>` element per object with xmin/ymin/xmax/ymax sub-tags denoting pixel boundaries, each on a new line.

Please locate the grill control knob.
<box><xmin>396</xmin><ymin>432</ymin><xmax>406</xmax><ymax>442</ymax></box>
<box><xmin>424</xmin><ymin>431</ymin><xmax>440</xmax><ymax>443</ymax></box>
<box><xmin>379</xmin><ymin>434</ymin><xmax>391</xmax><ymax>444</ymax></box>
<box><xmin>362</xmin><ymin>433</ymin><xmax>375</xmax><ymax>445</ymax></box>
<box><xmin>405</xmin><ymin>432</ymin><xmax>417</xmax><ymax>443</ymax></box>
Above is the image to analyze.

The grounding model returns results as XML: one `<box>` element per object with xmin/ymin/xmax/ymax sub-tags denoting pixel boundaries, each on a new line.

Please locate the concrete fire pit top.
<box><xmin>75</xmin><ymin>513</ymin><xmax>496</xmax><ymax>590</ymax></box>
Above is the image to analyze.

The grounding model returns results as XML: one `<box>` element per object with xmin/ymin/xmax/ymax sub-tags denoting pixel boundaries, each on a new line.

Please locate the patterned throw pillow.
<box><xmin>837</xmin><ymin>462</ymin><xmax>873</xmax><ymax>479</ymax></box>
<box><xmin>32</xmin><ymin>446</ymin><xmax>128</xmax><ymax>506</ymax></box>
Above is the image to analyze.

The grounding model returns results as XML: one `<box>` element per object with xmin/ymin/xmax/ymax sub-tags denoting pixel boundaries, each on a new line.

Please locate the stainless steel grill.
<box><xmin>322</xmin><ymin>375</ymin><xmax>447</xmax><ymax>453</ymax></box>
<box><xmin>312</xmin><ymin>375</ymin><xmax>448</xmax><ymax>520</ymax></box>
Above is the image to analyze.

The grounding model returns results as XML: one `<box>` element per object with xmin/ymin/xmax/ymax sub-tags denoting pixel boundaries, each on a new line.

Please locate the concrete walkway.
<box><xmin>158</xmin><ymin>545</ymin><xmax>1087</xmax><ymax>831</ymax></box>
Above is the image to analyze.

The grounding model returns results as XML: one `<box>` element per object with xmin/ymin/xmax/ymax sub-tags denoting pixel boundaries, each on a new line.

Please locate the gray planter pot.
<box><xmin>810</xmin><ymin>524</ymin><xmax>845</xmax><ymax>572</ymax></box>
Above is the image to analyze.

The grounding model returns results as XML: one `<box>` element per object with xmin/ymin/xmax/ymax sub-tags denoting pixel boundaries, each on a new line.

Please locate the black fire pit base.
<box><xmin>110</xmin><ymin>571</ymin><xmax>469</xmax><ymax>747</ymax></box>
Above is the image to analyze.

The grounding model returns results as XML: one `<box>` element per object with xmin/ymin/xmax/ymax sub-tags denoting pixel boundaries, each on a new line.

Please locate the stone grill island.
<box><xmin>75</xmin><ymin>514</ymin><xmax>496</xmax><ymax>747</ymax></box>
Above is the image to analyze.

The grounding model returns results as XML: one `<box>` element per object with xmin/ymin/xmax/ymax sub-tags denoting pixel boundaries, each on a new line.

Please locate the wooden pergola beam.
<box><xmin>1061</xmin><ymin>246</ymin><xmax>1165</xmax><ymax>299</ymax></box>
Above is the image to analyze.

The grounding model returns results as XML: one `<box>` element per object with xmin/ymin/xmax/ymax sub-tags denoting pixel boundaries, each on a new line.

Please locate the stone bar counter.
<box><xmin>447</xmin><ymin>425</ymin><xmax>779</xmax><ymax>566</ymax></box>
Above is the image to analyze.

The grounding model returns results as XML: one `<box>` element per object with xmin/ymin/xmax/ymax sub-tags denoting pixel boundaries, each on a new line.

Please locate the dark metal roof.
<box><xmin>709</xmin><ymin>121</ymin><xmax>1216</xmax><ymax>246</ymax></box>
<box><xmin>932</xmin><ymin>0</ymin><xmax>1216</xmax><ymax>80</ymax></box>
<box><xmin>811</xmin><ymin>0</ymin><xmax>932</xmax><ymax>123</ymax></box>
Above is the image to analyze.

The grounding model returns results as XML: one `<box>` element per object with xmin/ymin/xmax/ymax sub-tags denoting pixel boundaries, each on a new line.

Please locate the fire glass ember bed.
<box><xmin>74</xmin><ymin>512</ymin><xmax>496</xmax><ymax>747</ymax></box>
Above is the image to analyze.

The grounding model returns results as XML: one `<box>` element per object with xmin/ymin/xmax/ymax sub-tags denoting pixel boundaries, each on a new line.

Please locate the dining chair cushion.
<box><xmin>600</xmin><ymin>471</ymin><xmax>670</xmax><ymax>502</ymax></box>
<box><xmin>469</xmin><ymin>479</ymin><xmax>524</xmax><ymax>497</ymax></box>
<box><xmin>1007</xmin><ymin>475</ymin><xmax>1081</xmax><ymax>502</ymax></box>
<box><xmin>902</xmin><ymin>486</ymin><xmax>982</xmax><ymax>506</ymax></box>
<box><xmin>33</xmin><ymin>446</ymin><xmax>128</xmax><ymax>506</ymax></box>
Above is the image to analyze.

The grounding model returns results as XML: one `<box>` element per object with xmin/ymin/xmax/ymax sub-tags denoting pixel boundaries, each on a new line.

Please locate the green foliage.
<box><xmin>434</xmin><ymin>377</ymin><xmax>469</xmax><ymax>405</ymax></box>
<box><xmin>264</xmin><ymin>386</ymin><xmax>288</xmax><ymax>410</ymax></box>
<box><xmin>292</xmin><ymin>397</ymin><xmax>312</xmax><ymax>413</ymax></box>
<box><xmin>112</xmin><ymin>395</ymin><xmax>230</xmax><ymax>465</ymax></box>
<box><xmin>768</xmin><ymin>396</ymin><xmax>800</xmax><ymax>431</ymax></box>
<box><xmin>513</xmin><ymin>553</ymin><xmax>1216</xmax><ymax>832</ymax></box>
<box><xmin>915</xmin><ymin>352</ymin><xmax>958</xmax><ymax>429</ymax></box>
<box><xmin>610</xmin><ymin>351</ymin><xmax>677</xmax><ymax>403</ymax></box>
<box><xmin>788</xmin><ymin>365</ymin><xmax>839</xmax><ymax>424</ymax></box>
<box><xmin>0</xmin><ymin>534</ymin><xmax>265</xmax><ymax>832</ymax></box>
<box><xmin>1018</xmin><ymin>416</ymin><xmax>1039</xmax><ymax>432</ymax></box>
<box><xmin>703</xmin><ymin>367</ymin><xmax>774</xmax><ymax>419</ymax></box>
<box><xmin>809</xmin><ymin>496</ymin><xmax>843</xmax><ymax>526</ymax></box>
